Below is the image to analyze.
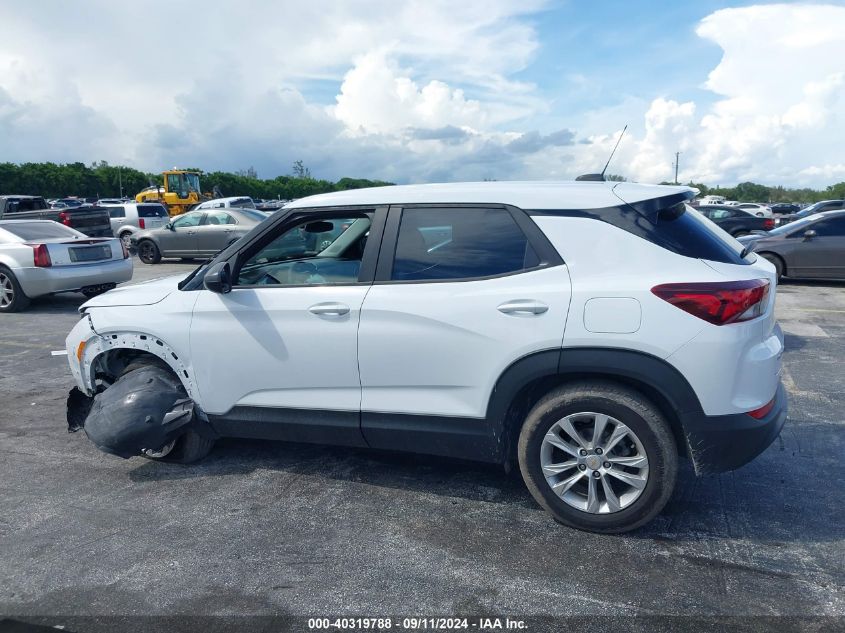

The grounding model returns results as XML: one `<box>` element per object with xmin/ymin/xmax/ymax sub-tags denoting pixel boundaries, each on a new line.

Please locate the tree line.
<box><xmin>1</xmin><ymin>161</ymin><xmax>843</xmax><ymax>203</ymax></box>
<box><xmin>0</xmin><ymin>161</ymin><xmax>393</xmax><ymax>200</ymax></box>
<box><xmin>661</xmin><ymin>180</ymin><xmax>845</xmax><ymax>203</ymax></box>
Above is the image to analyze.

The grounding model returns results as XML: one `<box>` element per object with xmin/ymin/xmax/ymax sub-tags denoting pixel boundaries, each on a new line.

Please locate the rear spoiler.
<box><xmin>612</xmin><ymin>185</ymin><xmax>696</xmax><ymax>224</ymax></box>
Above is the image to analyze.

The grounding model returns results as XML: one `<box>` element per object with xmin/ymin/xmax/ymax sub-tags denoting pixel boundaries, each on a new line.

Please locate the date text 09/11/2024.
<box><xmin>306</xmin><ymin>617</ymin><xmax>528</xmax><ymax>630</ymax></box>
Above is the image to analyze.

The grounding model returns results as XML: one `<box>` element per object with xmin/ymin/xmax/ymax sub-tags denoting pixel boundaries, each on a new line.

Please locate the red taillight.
<box><xmin>651</xmin><ymin>279</ymin><xmax>770</xmax><ymax>325</ymax></box>
<box><xmin>763</xmin><ymin>218</ymin><xmax>774</xmax><ymax>230</ymax></box>
<box><xmin>748</xmin><ymin>396</ymin><xmax>775</xmax><ymax>419</ymax></box>
<box><xmin>138</xmin><ymin>218</ymin><xmax>145</xmax><ymax>229</ymax></box>
<box><xmin>58</xmin><ymin>211</ymin><xmax>71</xmax><ymax>226</ymax></box>
<box><xmin>30</xmin><ymin>244</ymin><xmax>52</xmax><ymax>267</ymax></box>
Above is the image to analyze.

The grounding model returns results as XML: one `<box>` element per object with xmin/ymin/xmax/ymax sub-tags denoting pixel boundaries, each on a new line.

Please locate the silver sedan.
<box><xmin>131</xmin><ymin>208</ymin><xmax>269</xmax><ymax>264</ymax></box>
<box><xmin>0</xmin><ymin>220</ymin><xmax>133</xmax><ymax>312</ymax></box>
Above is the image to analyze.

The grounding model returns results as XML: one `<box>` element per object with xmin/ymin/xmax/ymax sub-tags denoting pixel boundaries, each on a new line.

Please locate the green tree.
<box><xmin>825</xmin><ymin>182</ymin><xmax>845</xmax><ymax>199</ymax></box>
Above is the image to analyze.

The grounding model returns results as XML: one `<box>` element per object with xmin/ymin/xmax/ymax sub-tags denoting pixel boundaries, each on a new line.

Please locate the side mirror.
<box><xmin>165</xmin><ymin>223</ymin><xmax>174</xmax><ymax>231</ymax></box>
<box><xmin>803</xmin><ymin>229</ymin><xmax>817</xmax><ymax>240</ymax></box>
<box><xmin>204</xmin><ymin>261</ymin><xmax>232</xmax><ymax>294</ymax></box>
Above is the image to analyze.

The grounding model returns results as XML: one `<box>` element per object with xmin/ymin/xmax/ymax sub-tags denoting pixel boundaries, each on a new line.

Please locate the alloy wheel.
<box><xmin>0</xmin><ymin>272</ymin><xmax>14</xmax><ymax>308</ymax></box>
<box><xmin>540</xmin><ymin>412</ymin><xmax>649</xmax><ymax>514</ymax></box>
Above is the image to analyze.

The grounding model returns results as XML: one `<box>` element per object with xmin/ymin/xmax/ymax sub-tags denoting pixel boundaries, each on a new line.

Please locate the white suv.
<box><xmin>100</xmin><ymin>202</ymin><xmax>171</xmax><ymax>248</ymax></box>
<box><xmin>64</xmin><ymin>181</ymin><xmax>786</xmax><ymax>533</ymax></box>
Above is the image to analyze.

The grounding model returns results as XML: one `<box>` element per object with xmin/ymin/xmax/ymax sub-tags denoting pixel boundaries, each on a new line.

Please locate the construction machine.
<box><xmin>136</xmin><ymin>170</ymin><xmax>205</xmax><ymax>216</ymax></box>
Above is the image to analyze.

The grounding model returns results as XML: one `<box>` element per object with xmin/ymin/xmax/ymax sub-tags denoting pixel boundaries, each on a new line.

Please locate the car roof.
<box><xmin>0</xmin><ymin>195</ymin><xmax>44</xmax><ymax>199</ymax></box>
<box><xmin>284</xmin><ymin>181</ymin><xmax>695</xmax><ymax>211</ymax></box>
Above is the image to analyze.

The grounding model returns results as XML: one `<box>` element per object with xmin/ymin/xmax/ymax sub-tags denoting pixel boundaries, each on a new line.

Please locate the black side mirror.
<box><xmin>204</xmin><ymin>261</ymin><xmax>232</xmax><ymax>294</ymax></box>
<box><xmin>803</xmin><ymin>229</ymin><xmax>817</xmax><ymax>240</ymax></box>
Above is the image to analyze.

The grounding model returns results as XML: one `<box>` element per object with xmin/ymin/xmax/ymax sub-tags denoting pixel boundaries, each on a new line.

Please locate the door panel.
<box><xmin>357</xmin><ymin>265</ymin><xmax>571</xmax><ymax>419</ymax></box>
<box><xmin>194</xmin><ymin>225</ymin><xmax>231</xmax><ymax>254</ymax></box>
<box><xmin>159</xmin><ymin>212</ymin><xmax>203</xmax><ymax>255</ymax></box>
<box><xmin>190</xmin><ymin>285</ymin><xmax>370</xmax><ymax>415</ymax></box>
<box><xmin>791</xmin><ymin>217</ymin><xmax>845</xmax><ymax>278</ymax></box>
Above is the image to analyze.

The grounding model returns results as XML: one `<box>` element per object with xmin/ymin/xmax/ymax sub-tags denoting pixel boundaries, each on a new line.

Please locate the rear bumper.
<box><xmin>683</xmin><ymin>381</ymin><xmax>787</xmax><ymax>474</ymax></box>
<box><xmin>15</xmin><ymin>259</ymin><xmax>133</xmax><ymax>297</ymax></box>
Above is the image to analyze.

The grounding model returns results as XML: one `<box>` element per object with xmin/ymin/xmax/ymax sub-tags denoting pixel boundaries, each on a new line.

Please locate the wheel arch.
<box><xmin>82</xmin><ymin>332</ymin><xmax>199</xmax><ymax>401</ymax></box>
<box><xmin>757</xmin><ymin>251</ymin><xmax>787</xmax><ymax>275</ymax></box>
<box><xmin>486</xmin><ymin>348</ymin><xmax>704</xmax><ymax>464</ymax></box>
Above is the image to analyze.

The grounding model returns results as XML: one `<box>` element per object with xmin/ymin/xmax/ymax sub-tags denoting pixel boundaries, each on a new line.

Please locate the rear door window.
<box><xmin>391</xmin><ymin>208</ymin><xmax>539</xmax><ymax>281</ymax></box>
<box><xmin>812</xmin><ymin>217</ymin><xmax>845</xmax><ymax>236</ymax></box>
<box><xmin>108</xmin><ymin>207</ymin><xmax>126</xmax><ymax>218</ymax></box>
<box><xmin>204</xmin><ymin>211</ymin><xmax>237</xmax><ymax>225</ymax></box>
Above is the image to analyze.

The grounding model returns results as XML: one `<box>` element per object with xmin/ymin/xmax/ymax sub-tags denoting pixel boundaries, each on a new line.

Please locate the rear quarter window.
<box><xmin>138</xmin><ymin>205</ymin><xmax>168</xmax><ymax>218</ymax></box>
<box><xmin>531</xmin><ymin>201</ymin><xmax>748</xmax><ymax>265</ymax></box>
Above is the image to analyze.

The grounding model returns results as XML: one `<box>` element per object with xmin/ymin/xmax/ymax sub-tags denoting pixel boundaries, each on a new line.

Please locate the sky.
<box><xmin>1</xmin><ymin>1</ymin><xmax>844</xmax><ymax>187</ymax></box>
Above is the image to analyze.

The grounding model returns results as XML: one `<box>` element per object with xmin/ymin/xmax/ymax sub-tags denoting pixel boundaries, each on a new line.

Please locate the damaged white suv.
<box><xmin>65</xmin><ymin>181</ymin><xmax>786</xmax><ymax>533</ymax></box>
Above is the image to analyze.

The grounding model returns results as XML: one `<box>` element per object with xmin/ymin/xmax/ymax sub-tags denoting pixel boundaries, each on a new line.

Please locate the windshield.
<box><xmin>185</xmin><ymin>173</ymin><xmax>201</xmax><ymax>194</ymax></box>
<box><xmin>768</xmin><ymin>216</ymin><xmax>818</xmax><ymax>236</ymax></box>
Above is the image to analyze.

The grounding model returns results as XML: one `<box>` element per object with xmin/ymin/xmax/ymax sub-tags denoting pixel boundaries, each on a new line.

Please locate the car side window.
<box><xmin>204</xmin><ymin>211</ymin><xmax>236</xmax><ymax>225</ymax></box>
<box><xmin>235</xmin><ymin>215</ymin><xmax>371</xmax><ymax>287</ymax></box>
<box><xmin>391</xmin><ymin>208</ymin><xmax>539</xmax><ymax>282</ymax></box>
<box><xmin>811</xmin><ymin>218</ymin><xmax>845</xmax><ymax>236</ymax></box>
<box><xmin>172</xmin><ymin>213</ymin><xmax>203</xmax><ymax>229</ymax></box>
<box><xmin>108</xmin><ymin>207</ymin><xmax>126</xmax><ymax>219</ymax></box>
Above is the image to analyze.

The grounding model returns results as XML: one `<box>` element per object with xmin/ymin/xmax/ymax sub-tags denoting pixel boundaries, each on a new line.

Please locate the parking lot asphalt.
<box><xmin>0</xmin><ymin>260</ymin><xmax>843</xmax><ymax>628</ymax></box>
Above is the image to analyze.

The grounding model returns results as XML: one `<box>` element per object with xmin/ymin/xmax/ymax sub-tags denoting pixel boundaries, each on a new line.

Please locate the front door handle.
<box><xmin>497</xmin><ymin>300</ymin><xmax>549</xmax><ymax>315</ymax></box>
<box><xmin>309</xmin><ymin>302</ymin><xmax>350</xmax><ymax>316</ymax></box>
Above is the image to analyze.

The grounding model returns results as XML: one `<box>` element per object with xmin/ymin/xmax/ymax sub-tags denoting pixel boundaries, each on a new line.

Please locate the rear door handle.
<box><xmin>309</xmin><ymin>302</ymin><xmax>350</xmax><ymax>316</ymax></box>
<box><xmin>186</xmin><ymin>231</ymin><xmax>197</xmax><ymax>235</ymax></box>
<box><xmin>497</xmin><ymin>300</ymin><xmax>549</xmax><ymax>315</ymax></box>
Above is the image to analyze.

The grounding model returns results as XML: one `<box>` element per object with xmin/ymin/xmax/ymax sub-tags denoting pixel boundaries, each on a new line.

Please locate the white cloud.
<box><xmin>1</xmin><ymin>2</ymin><xmax>844</xmax><ymax>188</ymax></box>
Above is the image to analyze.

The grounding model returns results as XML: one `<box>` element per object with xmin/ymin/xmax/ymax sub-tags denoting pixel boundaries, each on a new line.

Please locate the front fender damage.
<box><xmin>67</xmin><ymin>365</ymin><xmax>215</xmax><ymax>458</ymax></box>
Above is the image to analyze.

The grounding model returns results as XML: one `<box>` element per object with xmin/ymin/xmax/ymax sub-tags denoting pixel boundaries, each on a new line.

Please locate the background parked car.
<box><xmin>100</xmin><ymin>202</ymin><xmax>170</xmax><ymax>248</ymax></box>
<box><xmin>770</xmin><ymin>203</ymin><xmax>801</xmax><ymax>215</ymax></box>
<box><xmin>132</xmin><ymin>208</ymin><xmax>266</xmax><ymax>263</ymax></box>
<box><xmin>774</xmin><ymin>199</ymin><xmax>845</xmax><ymax>227</ymax></box>
<box><xmin>697</xmin><ymin>205</ymin><xmax>775</xmax><ymax>236</ymax></box>
<box><xmin>738</xmin><ymin>210</ymin><xmax>845</xmax><ymax>280</ymax></box>
<box><xmin>193</xmin><ymin>196</ymin><xmax>257</xmax><ymax>211</ymax></box>
<box><xmin>0</xmin><ymin>195</ymin><xmax>113</xmax><ymax>237</ymax></box>
<box><xmin>734</xmin><ymin>203</ymin><xmax>772</xmax><ymax>218</ymax></box>
<box><xmin>0</xmin><ymin>220</ymin><xmax>132</xmax><ymax>312</ymax></box>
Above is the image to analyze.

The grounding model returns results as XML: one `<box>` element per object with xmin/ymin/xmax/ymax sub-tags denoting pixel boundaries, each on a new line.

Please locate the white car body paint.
<box><xmin>357</xmin><ymin>265</ymin><xmax>572</xmax><ymax>418</ymax></box>
<box><xmin>65</xmin><ymin>181</ymin><xmax>783</xmax><ymax>438</ymax></box>
<box><xmin>189</xmin><ymin>285</ymin><xmax>370</xmax><ymax>414</ymax></box>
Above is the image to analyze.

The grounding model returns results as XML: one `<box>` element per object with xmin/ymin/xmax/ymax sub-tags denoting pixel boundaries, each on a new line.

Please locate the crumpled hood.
<box><xmin>81</xmin><ymin>274</ymin><xmax>183</xmax><ymax>310</ymax></box>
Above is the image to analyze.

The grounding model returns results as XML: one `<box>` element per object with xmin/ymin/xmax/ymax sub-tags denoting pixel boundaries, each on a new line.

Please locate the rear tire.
<box><xmin>0</xmin><ymin>266</ymin><xmax>31</xmax><ymax>313</ymax></box>
<box><xmin>119</xmin><ymin>231</ymin><xmax>133</xmax><ymax>250</ymax></box>
<box><xmin>517</xmin><ymin>382</ymin><xmax>677</xmax><ymax>533</ymax></box>
<box><xmin>137</xmin><ymin>239</ymin><xmax>161</xmax><ymax>264</ymax></box>
<box><xmin>760</xmin><ymin>252</ymin><xmax>784</xmax><ymax>281</ymax></box>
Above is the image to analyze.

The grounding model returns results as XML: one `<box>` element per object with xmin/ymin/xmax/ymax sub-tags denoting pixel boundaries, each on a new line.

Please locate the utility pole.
<box><xmin>673</xmin><ymin>152</ymin><xmax>681</xmax><ymax>185</ymax></box>
<box><xmin>118</xmin><ymin>165</ymin><xmax>123</xmax><ymax>198</ymax></box>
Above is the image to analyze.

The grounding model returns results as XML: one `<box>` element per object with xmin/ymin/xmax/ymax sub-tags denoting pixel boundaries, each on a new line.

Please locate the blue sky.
<box><xmin>1</xmin><ymin>1</ymin><xmax>844</xmax><ymax>186</ymax></box>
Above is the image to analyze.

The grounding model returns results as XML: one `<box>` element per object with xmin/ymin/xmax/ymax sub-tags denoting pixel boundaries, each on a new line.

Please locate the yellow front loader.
<box><xmin>136</xmin><ymin>170</ymin><xmax>205</xmax><ymax>217</ymax></box>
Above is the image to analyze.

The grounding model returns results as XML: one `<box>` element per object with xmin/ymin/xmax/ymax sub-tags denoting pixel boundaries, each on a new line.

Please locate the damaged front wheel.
<box><xmin>75</xmin><ymin>361</ymin><xmax>215</xmax><ymax>463</ymax></box>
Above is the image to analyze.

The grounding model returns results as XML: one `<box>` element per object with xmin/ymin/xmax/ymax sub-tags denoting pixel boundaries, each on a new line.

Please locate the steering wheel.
<box><xmin>291</xmin><ymin>261</ymin><xmax>326</xmax><ymax>285</ymax></box>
